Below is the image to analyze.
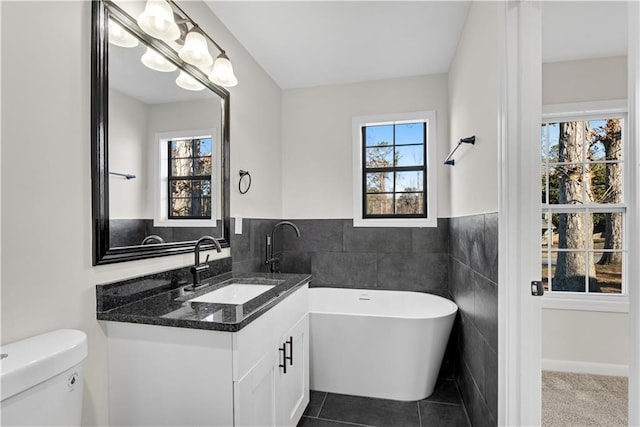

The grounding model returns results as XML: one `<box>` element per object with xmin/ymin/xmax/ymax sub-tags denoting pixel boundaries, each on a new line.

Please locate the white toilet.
<box><xmin>1</xmin><ymin>329</ymin><xmax>88</xmax><ymax>426</ymax></box>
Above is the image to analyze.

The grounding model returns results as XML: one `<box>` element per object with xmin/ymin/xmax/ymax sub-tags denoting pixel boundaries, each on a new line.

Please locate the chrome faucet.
<box><xmin>265</xmin><ymin>221</ymin><xmax>301</xmax><ymax>273</ymax></box>
<box><xmin>188</xmin><ymin>236</ymin><xmax>222</xmax><ymax>290</ymax></box>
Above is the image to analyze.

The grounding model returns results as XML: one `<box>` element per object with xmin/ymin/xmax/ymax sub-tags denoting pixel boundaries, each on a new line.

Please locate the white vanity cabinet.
<box><xmin>233</xmin><ymin>282</ymin><xmax>309</xmax><ymax>427</ymax></box>
<box><xmin>105</xmin><ymin>284</ymin><xmax>309</xmax><ymax>427</ymax></box>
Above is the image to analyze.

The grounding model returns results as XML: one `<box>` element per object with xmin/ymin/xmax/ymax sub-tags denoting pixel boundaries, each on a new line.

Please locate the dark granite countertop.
<box><xmin>97</xmin><ymin>271</ymin><xmax>311</xmax><ymax>332</ymax></box>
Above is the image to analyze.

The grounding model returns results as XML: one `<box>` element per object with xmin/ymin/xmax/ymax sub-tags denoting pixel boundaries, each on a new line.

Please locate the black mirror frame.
<box><xmin>91</xmin><ymin>0</ymin><xmax>230</xmax><ymax>265</ymax></box>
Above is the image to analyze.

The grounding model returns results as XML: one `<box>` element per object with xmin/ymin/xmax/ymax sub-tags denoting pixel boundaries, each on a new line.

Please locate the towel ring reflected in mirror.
<box><xmin>239</xmin><ymin>170</ymin><xmax>252</xmax><ymax>194</ymax></box>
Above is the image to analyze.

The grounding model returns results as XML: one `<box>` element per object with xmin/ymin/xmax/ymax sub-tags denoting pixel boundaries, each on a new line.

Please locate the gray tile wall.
<box><xmin>450</xmin><ymin>213</ymin><xmax>498</xmax><ymax>427</ymax></box>
<box><xmin>280</xmin><ymin>219</ymin><xmax>450</xmax><ymax>295</ymax></box>
<box><xmin>232</xmin><ymin>218</ymin><xmax>450</xmax><ymax>294</ymax></box>
<box><xmin>230</xmin><ymin>218</ymin><xmax>280</xmax><ymax>273</ymax></box>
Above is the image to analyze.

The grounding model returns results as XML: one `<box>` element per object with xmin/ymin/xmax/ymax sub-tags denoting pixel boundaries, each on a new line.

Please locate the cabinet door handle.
<box><xmin>285</xmin><ymin>336</ymin><xmax>293</xmax><ymax>366</ymax></box>
<box><xmin>279</xmin><ymin>344</ymin><xmax>287</xmax><ymax>374</ymax></box>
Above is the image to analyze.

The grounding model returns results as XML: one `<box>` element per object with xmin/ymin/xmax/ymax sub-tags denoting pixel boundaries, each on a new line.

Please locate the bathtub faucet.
<box><xmin>265</xmin><ymin>221</ymin><xmax>301</xmax><ymax>273</ymax></box>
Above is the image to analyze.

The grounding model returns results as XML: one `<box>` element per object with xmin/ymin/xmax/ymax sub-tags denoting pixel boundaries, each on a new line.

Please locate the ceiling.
<box><xmin>205</xmin><ymin>1</ymin><xmax>628</xmax><ymax>90</ymax></box>
<box><xmin>205</xmin><ymin>1</ymin><xmax>470</xmax><ymax>89</ymax></box>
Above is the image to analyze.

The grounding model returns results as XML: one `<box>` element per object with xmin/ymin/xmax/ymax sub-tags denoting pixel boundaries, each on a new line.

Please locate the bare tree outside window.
<box><xmin>169</xmin><ymin>138</ymin><xmax>213</xmax><ymax>219</ymax></box>
<box><xmin>363</xmin><ymin>123</ymin><xmax>426</xmax><ymax>217</ymax></box>
<box><xmin>541</xmin><ymin>118</ymin><xmax>624</xmax><ymax>294</ymax></box>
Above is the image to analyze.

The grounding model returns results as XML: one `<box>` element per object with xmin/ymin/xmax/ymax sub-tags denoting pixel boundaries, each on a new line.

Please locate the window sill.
<box><xmin>353</xmin><ymin>217</ymin><xmax>437</xmax><ymax>228</ymax></box>
<box><xmin>541</xmin><ymin>294</ymin><xmax>629</xmax><ymax>313</ymax></box>
<box><xmin>154</xmin><ymin>218</ymin><xmax>218</xmax><ymax>228</ymax></box>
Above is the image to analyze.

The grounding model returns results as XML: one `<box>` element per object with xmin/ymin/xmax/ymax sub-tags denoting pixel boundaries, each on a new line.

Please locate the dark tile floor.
<box><xmin>297</xmin><ymin>379</ymin><xmax>470</xmax><ymax>427</ymax></box>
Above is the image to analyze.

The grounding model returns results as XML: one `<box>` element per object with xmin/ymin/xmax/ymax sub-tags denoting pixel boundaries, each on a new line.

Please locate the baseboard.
<box><xmin>542</xmin><ymin>358</ymin><xmax>628</xmax><ymax>376</ymax></box>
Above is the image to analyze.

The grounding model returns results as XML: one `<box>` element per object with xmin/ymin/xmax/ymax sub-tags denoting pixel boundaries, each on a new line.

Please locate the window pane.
<box><xmin>395</xmin><ymin>123</ymin><xmax>423</xmax><ymax>145</ymax></box>
<box><xmin>395</xmin><ymin>193</ymin><xmax>424</xmax><ymax>215</ymax></box>
<box><xmin>366</xmin><ymin>172</ymin><xmax>392</xmax><ymax>193</ymax></box>
<box><xmin>172</xmin><ymin>158</ymin><xmax>194</xmax><ymax>176</ymax></box>
<box><xmin>556</xmin><ymin>212</ymin><xmax>588</xmax><ymax>250</ymax></box>
<box><xmin>594</xmin><ymin>251</ymin><xmax>622</xmax><ymax>294</ymax></box>
<box><xmin>557</xmin><ymin>121</ymin><xmax>587</xmax><ymax>163</ymax></box>
<box><xmin>365</xmin><ymin>125</ymin><xmax>393</xmax><ymax>147</ymax></box>
<box><xmin>395</xmin><ymin>145</ymin><xmax>424</xmax><ymax>167</ymax></box>
<box><xmin>366</xmin><ymin>194</ymin><xmax>393</xmax><ymax>215</ymax></box>
<box><xmin>542</xmin><ymin>259</ymin><xmax>551</xmax><ymax>292</ymax></box>
<box><xmin>171</xmin><ymin>197</ymin><xmax>211</xmax><ymax>217</ymax></box>
<box><xmin>396</xmin><ymin>171</ymin><xmax>423</xmax><ymax>192</ymax></box>
<box><xmin>551</xmin><ymin>251</ymin><xmax>587</xmax><ymax>292</ymax></box>
<box><xmin>592</xmin><ymin>211</ymin><xmax>623</xmax><ymax>293</ymax></box>
<box><xmin>171</xmin><ymin>139</ymin><xmax>193</xmax><ymax>157</ymax></box>
<box><xmin>170</xmin><ymin>179</ymin><xmax>211</xmax><ymax>217</ymax></box>
<box><xmin>591</xmin><ymin>162</ymin><xmax>623</xmax><ymax>204</ymax></box>
<box><xmin>195</xmin><ymin>157</ymin><xmax>212</xmax><ymax>176</ymax></box>
<box><xmin>547</xmin><ymin>123</ymin><xmax>560</xmax><ymax>162</ymax></box>
<box><xmin>551</xmin><ymin>164</ymin><xmax>585</xmax><ymax>204</ymax></box>
<box><xmin>198</xmin><ymin>138</ymin><xmax>212</xmax><ymax>156</ymax></box>
<box><xmin>592</xmin><ymin>212</ymin><xmax>623</xmax><ymax>250</ymax></box>
<box><xmin>541</xmin><ymin>166</ymin><xmax>548</xmax><ymax>204</ymax></box>
<box><xmin>365</xmin><ymin>146</ymin><xmax>394</xmax><ymax>168</ymax></box>
<box><xmin>541</xmin><ymin>212</ymin><xmax>555</xmax><ymax>247</ymax></box>
<box><xmin>588</xmin><ymin>119</ymin><xmax>623</xmax><ymax>161</ymax></box>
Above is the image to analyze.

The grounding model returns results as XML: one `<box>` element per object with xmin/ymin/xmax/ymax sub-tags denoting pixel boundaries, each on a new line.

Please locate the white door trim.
<box><xmin>627</xmin><ymin>2</ymin><xmax>640</xmax><ymax>424</ymax></box>
<box><xmin>498</xmin><ymin>1</ymin><xmax>542</xmax><ymax>425</ymax></box>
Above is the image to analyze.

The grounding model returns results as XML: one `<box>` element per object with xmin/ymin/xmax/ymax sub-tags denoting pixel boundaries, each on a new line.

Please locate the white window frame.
<box><xmin>352</xmin><ymin>111</ymin><xmax>437</xmax><ymax>228</ymax></box>
<box><xmin>153</xmin><ymin>128</ymin><xmax>219</xmax><ymax>228</ymax></box>
<box><xmin>541</xmin><ymin>100</ymin><xmax>629</xmax><ymax>312</ymax></box>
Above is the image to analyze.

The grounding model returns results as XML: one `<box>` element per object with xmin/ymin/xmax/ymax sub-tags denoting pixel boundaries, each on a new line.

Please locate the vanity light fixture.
<box><xmin>141</xmin><ymin>47</ymin><xmax>178</xmax><ymax>72</ymax></box>
<box><xmin>136</xmin><ymin>0</ymin><xmax>239</xmax><ymax>87</ymax></box>
<box><xmin>176</xmin><ymin>70</ymin><xmax>205</xmax><ymax>91</ymax></box>
<box><xmin>108</xmin><ymin>19</ymin><xmax>138</xmax><ymax>48</ymax></box>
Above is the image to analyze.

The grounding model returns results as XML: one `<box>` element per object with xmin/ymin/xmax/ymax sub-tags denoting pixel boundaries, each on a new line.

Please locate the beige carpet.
<box><xmin>542</xmin><ymin>371</ymin><xmax>628</xmax><ymax>427</ymax></box>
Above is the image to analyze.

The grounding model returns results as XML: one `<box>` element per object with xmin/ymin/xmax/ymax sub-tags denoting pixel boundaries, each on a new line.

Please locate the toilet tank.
<box><xmin>1</xmin><ymin>329</ymin><xmax>88</xmax><ymax>427</ymax></box>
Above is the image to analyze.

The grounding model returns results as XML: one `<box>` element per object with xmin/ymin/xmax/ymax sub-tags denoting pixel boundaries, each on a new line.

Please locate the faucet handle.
<box><xmin>205</xmin><ymin>254</ymin><xmax>210</xmax><ymax>264</ymax></box>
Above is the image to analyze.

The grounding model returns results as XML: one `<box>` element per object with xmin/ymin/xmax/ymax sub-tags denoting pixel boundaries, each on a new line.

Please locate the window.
<box><xmin>541</xmin><ymin>111</ymin><xmax>626</xmax><ymax>296</ymax></box>
<box><xmin>154</xmin><ymin>129</ymin><xmax>218</xmax><ymax>227</ymax></box>
<box><xmin>352</xmin><ymin>111</ymin><xmax>437</xmax><ymax>227</ymax></box>
<box><xmin>168</xmin><ymin>137</ymin><xmax>212</xmax><ymax>219</ymax></box>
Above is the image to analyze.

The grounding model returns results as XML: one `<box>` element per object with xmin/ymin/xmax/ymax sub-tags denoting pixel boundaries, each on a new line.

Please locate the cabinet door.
<box><xmin>234</xmin><ymin>350</ymin><xmax>277</xmax><ymax>427</ymax></box>
<box><xmin>276</xmin><ymin>314</ymin><xmax>309</xmax><ymax>427</ymax></box>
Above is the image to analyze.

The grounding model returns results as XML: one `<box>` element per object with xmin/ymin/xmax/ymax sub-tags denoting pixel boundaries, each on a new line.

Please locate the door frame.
<box><xmin>498</xmin><ymin>1</ymin><xmax>542</xmax><ymax>425</ymax></box>
<box><xmin>626</xmin><ymin>2</ymin><xmax>640</xmax><ymax>424</ymax></box>
<box><xmin>499</xmin><ymin>1</ymin><xmax>640</xmax><ymax>425</ymax></box>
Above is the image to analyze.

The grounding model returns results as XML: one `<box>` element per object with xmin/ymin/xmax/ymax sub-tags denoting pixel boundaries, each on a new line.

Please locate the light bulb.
<box><xmin>176</xmin><ymin>71</ymin><xmax>205</xmax><ymax>91</ymax></box>
<box><xmin>179</xmin><ymin>28</ymin><xmax>213</xmax><ymax>69</ymax></box>
<box><xmin>137</xmin><ymin>0</ymin><xmax>180</xmax><ymax>42</ymax></box>
<box><xmin>208</xmin><ymin>53</ymin><xmax>238</xmax><ymax>87</ymax></box>
<box><xmin>141</xmin><ymin>47</ymin><xmax>177</xmax><ymax>72</ymax></box>
<box><xmin>108</xmin><ymin>19</ymin><xmax>138</xmax><ymax>48</ymax></box>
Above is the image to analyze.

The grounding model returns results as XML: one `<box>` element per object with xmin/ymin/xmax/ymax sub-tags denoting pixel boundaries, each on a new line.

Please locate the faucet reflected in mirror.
<box><xmin>265</xmin><ymin>221</ymin><xmax>301</xmax><ymax>273</ymax></box>
<box><xmin>141</xmin><ymin>235</ymin><xmax>165</xmax><ymax>245</ymax></box>
<box><xmin>186</xmin><ymin>236</ymin><xmax>222</xmax><ymax>291</ymax></box>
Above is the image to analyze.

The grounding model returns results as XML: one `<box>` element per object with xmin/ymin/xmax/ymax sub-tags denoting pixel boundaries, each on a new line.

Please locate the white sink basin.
<box><xmin>189</xmin><ymin>284</ymin><xmax>275</xmax><ymax>305</ymax></box>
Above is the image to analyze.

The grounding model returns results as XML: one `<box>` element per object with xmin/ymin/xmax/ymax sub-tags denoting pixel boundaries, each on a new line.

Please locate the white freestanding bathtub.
<box><xmin>309</xmin><ymin>287</ymin><xmax>457</xmax><ymax>401</ymax></box>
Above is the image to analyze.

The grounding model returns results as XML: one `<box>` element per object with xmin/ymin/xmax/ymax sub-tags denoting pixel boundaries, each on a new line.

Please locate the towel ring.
<box><xmin>239</xmin><ymin>170</ymin><xmax>252</xmax><ymax>194</ymax></box>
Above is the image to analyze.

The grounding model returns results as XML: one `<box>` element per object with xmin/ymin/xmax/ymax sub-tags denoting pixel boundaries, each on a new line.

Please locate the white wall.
<box><xmin>543</xmin><ymin>309</ymin><xmax>629</xmax><ymax>368</ymax></box>
<box><xmin>541</xmin><ymin>56</ymin><xmax>629</xmax><ymax>373</ymax></box>
<box><xmin>281</xmin><ymin>74</ymin><xmax>451</xmax><ymax>219</ymax></box>
<box><xmin>447</xmin><ymin>1</ymin><xmax>500</xmax><ymax>217</ymax></box>
<box><xmin>542</xmin><ymin>56</ymin><xmax>627</xmax><ymax>104</ymax></box>
<box><xmin>109</xmin><ymin>88</ymin><xmax>150</xmax><ymax>219</ymax></box>
<box><xmin>0</xmin><ymin>1</ymin><xmax>282</xmax><ymax>425</ymax></box>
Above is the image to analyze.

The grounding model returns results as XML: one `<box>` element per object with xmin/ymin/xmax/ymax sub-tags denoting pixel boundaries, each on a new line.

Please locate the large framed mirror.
<box><xmin>91</xmin><ymin>0</ymin><xmax>230</xmax><ymax>265</ymax></box>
